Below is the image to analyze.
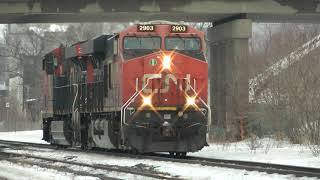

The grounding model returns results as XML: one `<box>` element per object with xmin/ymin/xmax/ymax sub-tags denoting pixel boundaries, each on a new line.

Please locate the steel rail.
<box><xmin>0</xmin><ymin>147</ymin><xmax>180</xmax><ymax>180</ymax></box>
<box><xmin>0</xmin><ymin>151</ymin><xmax>120</xmax><ymax>180</ymax></box>
<box><xmin>1</xmin><ymin>139</ymin><xmax>319</xmax><ymax>178</ymax></box>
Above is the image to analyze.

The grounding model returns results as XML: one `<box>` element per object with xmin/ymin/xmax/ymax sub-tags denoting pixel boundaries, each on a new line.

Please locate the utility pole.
<box><xmin>5</xmin><ymin>102</ymin><xmax>9</xmax><ymax>131</ymax></box>
<box><xmin>0</xmin><ymin>95</ymin><xmax>2</xmax><ymax>125</ymax></box>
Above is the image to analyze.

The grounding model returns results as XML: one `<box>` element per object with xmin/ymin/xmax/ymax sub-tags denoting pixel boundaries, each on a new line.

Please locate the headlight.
<box><xmin>162</xmin><ymin>55</ymin><xmax>171</xmax><ymax>70</ymax></box>
<box><xmin>142</xmin><ymin>96</ymin><xmax>152</xmax><ymax>106</ymax></box>
<box><xmin>186</xmin><ymin>96</ymin><xmax>196</xmax><ymax>106</ymax></box>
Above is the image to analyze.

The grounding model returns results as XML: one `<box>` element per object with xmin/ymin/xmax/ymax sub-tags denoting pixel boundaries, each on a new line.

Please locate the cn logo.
<box><xmin>142</xmin><ymin>74</ymin><xmax>191</xmax><ymax>93</ymax></box>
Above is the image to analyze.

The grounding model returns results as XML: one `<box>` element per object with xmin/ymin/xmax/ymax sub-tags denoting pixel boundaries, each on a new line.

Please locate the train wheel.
<box><xmin>131</xmin><ymin>148</ymin><xmax>139</xmax><ymax>155</ymax></box>
<box><xmin>176</xmin><ymin>152</ymin><xmax>187</xmax><ymax>158</ymax></box>
<box><xmin>180</xmin><ymin>152</ymin><xmax>187</xmax><ymax>158</ymax></box>
<box><xmin>80</xmin><ymin>144</ymin><xmax>88</xmax><ymax>150</ymax></box>
<box><xmin>169</xmin><ymin>152</ymin><xmax>175</xmax><ymax>157</ymax></box>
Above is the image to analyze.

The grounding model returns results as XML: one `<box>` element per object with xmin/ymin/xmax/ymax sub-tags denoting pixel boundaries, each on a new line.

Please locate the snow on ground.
<box><xmin>0</xmin><ymin>158</ymin><xmax>157</xmax><ymax>180</ymax></box>
<box><xmin>0</xmin><ymin>130</ymin><xmax>319</xmax><ymax>168</ymax></box>
<box><xmin>0</xmin><ymin>160</ymin><xmax>99</xmax><ymax>180</ymax></box>
<box><xmin>1</xmin><ymin>146</ymin><xmax>315</xmax><ymax>180</ymax></box>
<box><xmin>0</xmin><ymin>130</ymin><xmax>48</xmax><ymax>144</ymax></box>
<box><xmin>190</xmin><ymin>138</ymin><xmax>320</xmax><ymax>168</ymax></box>
<box><xmin>0</xmin><ymin>130</ymin><xmax>319</xmax><ymax>179</ymax></box>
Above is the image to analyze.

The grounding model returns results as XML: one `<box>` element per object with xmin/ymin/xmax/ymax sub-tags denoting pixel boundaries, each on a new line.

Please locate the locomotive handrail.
<box><xmin>186</xmin><ymin>79</ymin><xmax>211</xmax><ymax>130</ymax></box>
<box><xmin>72</xmin><ymin>84</ymin><xmax>79</xmax><ymax>144</ymax></box>
<box><xmin>120</xmin><ymin>78</ymin><xmax>151</xmax><ymax>142</ymax></box>
<box><xmin>121</xmin><ymin>79</ymin><xmax>151</xmax><ymax>125</ymax></box>
<box><xmin>53</xmin><ymin>81</ymin><xmax>103</xmax><ymax>89</ymax></box>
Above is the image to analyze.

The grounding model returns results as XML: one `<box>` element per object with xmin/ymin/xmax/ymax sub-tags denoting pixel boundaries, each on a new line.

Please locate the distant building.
<box><xmin>0</xmin><ymin>81</ymin><xmax>6</xmax><ymax>90</ymax></box>
<box><xmin>0</xmin><ymin>81</ymin><xmax>8</xmax><ymax>93</ymax></box>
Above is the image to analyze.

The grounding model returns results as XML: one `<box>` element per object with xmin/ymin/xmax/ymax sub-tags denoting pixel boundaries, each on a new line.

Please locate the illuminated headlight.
<box><xmin>186</xmin><ymin>96</ymin><xmax>196</xmax><ymax>106</ymax></box>
<box><xmin>162</xmin><ymin>55</ymin><xmax>171</xmax><ymax>70</ymax></box>
<box><xmin>142</xmin><ymin>96</ymin><xmax>152</xmax><ymax>106</ymax></box>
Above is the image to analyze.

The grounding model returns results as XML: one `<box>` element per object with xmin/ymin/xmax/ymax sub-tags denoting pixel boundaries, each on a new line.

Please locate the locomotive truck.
<box><xmin>42</xmin><ymin>22</ymin><xmax>210</xmax><ymax>157</ymax></box>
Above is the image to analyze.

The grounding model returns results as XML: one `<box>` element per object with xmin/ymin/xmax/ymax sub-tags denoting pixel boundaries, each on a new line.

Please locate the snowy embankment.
<box><xmin>191</xmin><ymin>138</ymin><xmax>320</xmax><ymax>168</ymax></box>
<box><xmin>0</xmin><ymin>130</ymin><xmax>319</xmax><ymax>180</ymax></box>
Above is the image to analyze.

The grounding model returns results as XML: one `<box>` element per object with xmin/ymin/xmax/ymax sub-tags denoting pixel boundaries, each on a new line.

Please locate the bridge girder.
<box><xmin>0</xmin><ymin>0</ymin><xmax>320</xmax><ymax>23</ymax></box>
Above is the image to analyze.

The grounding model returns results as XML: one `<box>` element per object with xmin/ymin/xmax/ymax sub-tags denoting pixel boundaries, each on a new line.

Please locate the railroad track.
<box><xmin>167</xmin><ymin>156</ymin><xmax>320</xmax><ymax>178</ymax></box>
<box><xmin>0</xmin><ymin>140</ymin><xmax>180</xmax><ymax>180</ymax></box>
<box><xmin>0</xmin><ymin>151</ymin><xmax>120</xmax><ymax>180</ymax></box>
<box><xmin>1</xmin><ymin>139</ymin><xmax>320</xmax><ymax>178</ymax></box>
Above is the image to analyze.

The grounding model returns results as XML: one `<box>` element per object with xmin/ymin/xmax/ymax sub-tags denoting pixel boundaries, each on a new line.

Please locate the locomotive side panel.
<box><xmin>42</xmin><ymin>35</ymin><xmax>122</xmax><ymax>146</ymax></box>
<box><xmin>103</xmin><ymin>61</ymin><xmax>122</xmax><ymax>111</ymax></box>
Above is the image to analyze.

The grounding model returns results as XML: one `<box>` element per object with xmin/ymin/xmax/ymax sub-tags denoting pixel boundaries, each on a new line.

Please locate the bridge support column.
<box><xmin>208</xmin><ymin>18</ymin><xmax>252</xmax><ymax>141</ymax></box>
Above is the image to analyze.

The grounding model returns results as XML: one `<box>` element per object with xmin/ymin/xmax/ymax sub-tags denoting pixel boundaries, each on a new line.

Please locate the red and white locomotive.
<box><xmin>42</xmin><ymin>22</ymin><xmax>209</xmax><ymax>156</ymax></box>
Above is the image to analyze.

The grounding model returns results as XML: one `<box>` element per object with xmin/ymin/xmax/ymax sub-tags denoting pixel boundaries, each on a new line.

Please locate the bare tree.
<box><xmin>250</xmin><ymin>23</ymin><xmax>320</xmax><ymax>156</ymax></box>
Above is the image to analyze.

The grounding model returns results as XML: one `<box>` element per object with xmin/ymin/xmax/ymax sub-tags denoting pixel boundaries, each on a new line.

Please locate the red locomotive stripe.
<box><xmin>87</xmin><ymin>60</ymin><xmax>94</xmax><ymax>84</ymax></box>
<box><xmin>76</xmin><ymin>44</ymin><xmax>82</xmax><ymax>57</ymax></box>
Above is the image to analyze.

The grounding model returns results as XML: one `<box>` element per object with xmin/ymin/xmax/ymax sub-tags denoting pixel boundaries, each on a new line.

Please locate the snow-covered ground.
<box><xmin>0</xmin><ymin>130</ymin><xmax>319</xmax><ymax>180</ymax></box>
<box><xmin>0</xmin><ymin>130</ymin><xmax>319</xmax><ymax>168</ymax></box>
<box><xmin>0</xmin><ymin>130</ymin><xmax>48</xmax><ymax>144</ymax></box>
<box><xmin>191</xmin><ymin>138</ymin><xmax>320</xmax><ymax>168</ymax></box>
<box><xmin>0</xmin><ymin>144</ymin><xmax>314</xmax><ymax>180</ymax></box>
<box><xmin>0</xmin><ymin>160</ymin><xmax>99</xmax><ymax>180</ymax></box>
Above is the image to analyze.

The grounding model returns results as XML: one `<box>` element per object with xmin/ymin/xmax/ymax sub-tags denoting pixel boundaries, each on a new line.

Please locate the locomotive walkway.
<box><xmin>0</xmin><ymin>139</ymin><xmax>319</xmax><ymax>179</ymax></box>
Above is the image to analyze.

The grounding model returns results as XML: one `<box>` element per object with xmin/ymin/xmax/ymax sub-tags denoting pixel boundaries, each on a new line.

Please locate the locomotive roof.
<box><xmin>139</xmin><ymin>20</ymin><xmax>179</xmax><ymax>25</ymax></box>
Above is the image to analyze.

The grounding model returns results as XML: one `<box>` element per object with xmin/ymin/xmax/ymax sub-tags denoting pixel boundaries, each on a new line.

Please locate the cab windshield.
<box><xmin>165</xmin><ymin>37</ymin><xmax>200</xmax><ymax>51</ymax></box>
<box><xmin>165</xmin><ymin>37</ymin><xmax>205</xmax><ymax>60</ymax></box>
<box><xmin>123</xmin><ymin>37</ymin><xmax>161</xmax><ymax>59</ymax></box>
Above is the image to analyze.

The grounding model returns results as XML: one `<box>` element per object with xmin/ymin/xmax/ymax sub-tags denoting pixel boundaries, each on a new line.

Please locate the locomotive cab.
<box><xmin>120</xmin><ymin>23</ymin><xmax>209</xmax><ymax>154</ymax></box>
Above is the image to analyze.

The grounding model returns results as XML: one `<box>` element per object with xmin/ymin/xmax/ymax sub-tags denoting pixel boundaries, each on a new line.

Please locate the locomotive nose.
<box><xmin>142</xmin><ymin>52</ymin><xmax>177</xmax><ymax>74</ymax></box>
<box><xmin>143</xmin><ymin>53</ymin><xmax>162</xmax><ymax>73</ymax></box>
<box><xmin>141</xmin><ymin>52</ymin><xmax>181</xmax><ymax>106</ymax></box>
<box><xmin>161</xmin><ymin>121</ymin><xmax>174</xmax><ymax>137</ymax></box>
<box><xmin>162</xmin><ymin>121</ymin><xmax>170</xmax><ymax>126</ymax></box>
<box><xmin>162</xmin><ymin>55</ymin><xmax>172</xmax><ymax>70</ymax></box>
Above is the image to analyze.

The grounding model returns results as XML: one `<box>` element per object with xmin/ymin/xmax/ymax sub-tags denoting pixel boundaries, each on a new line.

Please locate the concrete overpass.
<box><xmin>1</xmin><ymin>0</ymin><xmax>320</xmax><ymax>139</ymax></box>
<box><xmin>0</xmin><ymin>0</ymin><xmax>320</xmax><ymax>23</ymax></box>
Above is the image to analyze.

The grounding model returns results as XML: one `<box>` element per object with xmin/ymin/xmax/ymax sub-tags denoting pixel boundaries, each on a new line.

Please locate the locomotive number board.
<box><xmin>171</xmin><ymin>25</ymin><xmax>188</xmax><ymax>33</ymax></box>
<box><xmin>137</xmin><ymin>24</ymin><xmax>155</xmax><ymax>32</ymax></box>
